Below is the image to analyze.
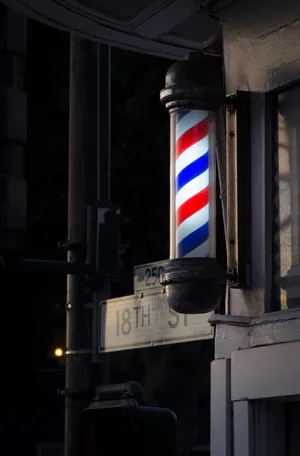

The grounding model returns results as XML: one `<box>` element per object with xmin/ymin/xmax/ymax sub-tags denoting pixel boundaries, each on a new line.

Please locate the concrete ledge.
<box><xmin>212</xmin><ymin>309</ymin><xmax>300</xmax><ymax>358</ymax></box>
<box><xmin>250</xmin><ymin>310</ymin><xmax>300</xmax><ymax>348</ymax></box>
<box><xmin>209</xmin><ymin>314</ymin><xmax>251</xmax><ymax>327</ymax></box>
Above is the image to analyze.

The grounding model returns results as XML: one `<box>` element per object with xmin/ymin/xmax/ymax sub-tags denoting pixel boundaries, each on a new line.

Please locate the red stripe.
<box><xmin>176</xmin><ymin>118</ymin><xmax>208</xmax><ymax>158</ymax></box>
<box><xmin>176</xmin><ymin>187</ymin><xmax>209</xmax><ymax>227</ymax></box>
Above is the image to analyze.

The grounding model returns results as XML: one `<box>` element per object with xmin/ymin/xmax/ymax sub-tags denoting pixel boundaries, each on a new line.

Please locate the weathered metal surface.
<box><xmin>226</xmin><ymin>91</ymin><xmax>251</xmax><ymax>289</ymax></box>
<box><xmin>1</xmin><ymin>0</ymin><xmax>220</xmax><ymax>59</ymax></box>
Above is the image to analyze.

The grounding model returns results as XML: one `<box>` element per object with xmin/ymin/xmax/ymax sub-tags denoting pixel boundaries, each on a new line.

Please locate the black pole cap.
<box><xmin>160</xmin><ymin>52</ymin><xmax>224</xmax><ymax>112</ymax></box>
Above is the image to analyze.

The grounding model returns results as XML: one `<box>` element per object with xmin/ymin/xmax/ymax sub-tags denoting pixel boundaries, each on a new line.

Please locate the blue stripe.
<box><xmin>177</xmin><ymin>222</ymin><xmax>209</xmax><ymax>257</ymax></box>
<box><xmin>176</xmin><ymin>152</ymin><xmax>209</xmax><ymax>192</ymax></box>
<box><xmin>176</xmin><ymin>110</ymin><xmax>190</xmax><ymax>122</ymax></box>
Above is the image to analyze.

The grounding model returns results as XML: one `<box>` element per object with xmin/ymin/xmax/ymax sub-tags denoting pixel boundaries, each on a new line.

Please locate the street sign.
<box><xmin>134</xmin><ymin>260</ymin><xmax>169</xmax><ymax>293</ymax></box>
<box><xmin>98</xmin><ymin>289</ymin><xmax>213</xmax><ymax>353</ymax></box>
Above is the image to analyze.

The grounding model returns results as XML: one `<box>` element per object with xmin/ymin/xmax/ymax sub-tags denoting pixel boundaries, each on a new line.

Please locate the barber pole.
<box><xmin>160</xmin><ymin>56</ymin><xmax>224</xmax><ymax>314</ymax></box>
<box><xmin>170</xmin><ymin>109</ymin><xmax>215</xmax><ymax>259</ymax></box>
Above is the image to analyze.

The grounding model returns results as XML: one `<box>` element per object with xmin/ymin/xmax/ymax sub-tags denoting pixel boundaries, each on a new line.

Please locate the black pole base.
<box><xmin>160</xmin><ymin>257</ymin><xmax>226</xmax><ymax>314</ymax></box>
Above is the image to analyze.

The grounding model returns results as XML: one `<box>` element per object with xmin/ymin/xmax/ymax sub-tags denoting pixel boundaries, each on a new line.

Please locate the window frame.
<box><xmin>231</xmin><ymin>342</ymin><xmax>300</xmax><ymax>456</ymax></box>
<box><xmin>266</xmin><ymin>81</ymin><xmax>300</xmax><ymax>312</ymax></box>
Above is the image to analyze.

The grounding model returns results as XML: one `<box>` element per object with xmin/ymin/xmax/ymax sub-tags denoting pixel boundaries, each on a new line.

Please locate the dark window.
<box><xmin>274</xmin><ymin>87</ymin><xmax>300</xmax><ymax>310</ymax></box>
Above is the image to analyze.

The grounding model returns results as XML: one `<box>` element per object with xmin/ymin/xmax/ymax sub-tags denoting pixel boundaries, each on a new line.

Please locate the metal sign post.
<box><xmin>65</xmin><ymin>39</ymin><xmax>113</xmax><ymax>456</ymax></box>
<box><xmin>65</xmin><ymin>35</ymin><xmax>97</xmax><ymax>456</ymax></box>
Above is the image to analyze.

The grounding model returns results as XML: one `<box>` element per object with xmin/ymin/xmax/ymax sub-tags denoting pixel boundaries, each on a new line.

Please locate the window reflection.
<box><xmin>277</xmin><ymin>88</ymin><xmax>300</xmax><ymax>309</ymax></box>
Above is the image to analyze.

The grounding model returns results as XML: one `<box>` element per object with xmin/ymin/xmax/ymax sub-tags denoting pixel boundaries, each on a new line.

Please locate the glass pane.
<box><xmin>285</xmin><ymin>402</ymin><xmax>300</xmax><ymax>456</ymax></box>
<box><xmin>263</xmin><ymin>400</ymin><xmax>300</xmax><ymax>456</ymax></box>
<box><xmin>276</xmin><ymin>88</ymin><xmax>300</xmax><ymax>309</ymax></box>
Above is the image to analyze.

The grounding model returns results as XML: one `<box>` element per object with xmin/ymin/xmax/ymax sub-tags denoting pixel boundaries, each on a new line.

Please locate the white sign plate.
<box><xmin>133</xmin><ymin>260</ymin><xmax>169</xmax><ymax>293</ymax></box>
<box><xmin>99</xmin><ymin>290</ymin><xmax>213</xmax><ymax>353</ymax></box>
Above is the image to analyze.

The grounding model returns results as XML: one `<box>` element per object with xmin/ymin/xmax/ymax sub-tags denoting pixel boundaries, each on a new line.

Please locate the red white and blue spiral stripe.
<box><xmin>175</xmin><ymin>110</ymin><xmax>210</xmax><ymax>258</ymax></box>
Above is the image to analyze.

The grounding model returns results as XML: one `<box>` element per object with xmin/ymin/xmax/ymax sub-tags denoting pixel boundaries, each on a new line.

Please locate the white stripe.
<box><xmin>183</xmin><ymin>239</ymin><xmax>210</xmax><ymax>258</ymax></box>
<box><xmin>176</xmin><ymin>170</ymin><xmax>209</xmax><ymax>211</ymax></box>
<box><xmin>176</xmin><ymin>136</ymin><xmax>209</xmax><ymax>177</ymax></box>
<box><xmin>176</xmin><ymin>110</ymin><xmax>208</xmax><ymax>141</ymax></box>
<box><xmin>176</xmin><ymin>204</ymin><xmax>209</xmax><ymax>244</ymax></box>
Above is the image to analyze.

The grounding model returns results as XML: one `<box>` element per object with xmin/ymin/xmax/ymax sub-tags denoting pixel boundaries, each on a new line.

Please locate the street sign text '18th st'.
<box><xmin>98</xmin><ymin>289</ymin><xmax>213</xmax><ymax>353</ymax></box>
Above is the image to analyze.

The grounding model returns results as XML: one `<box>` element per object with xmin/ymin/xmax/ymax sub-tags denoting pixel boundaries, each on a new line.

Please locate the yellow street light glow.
<box><xmin>54</xmin><ymin>347</ymin><xmax>64</xmax><ymax>357</ymax></box>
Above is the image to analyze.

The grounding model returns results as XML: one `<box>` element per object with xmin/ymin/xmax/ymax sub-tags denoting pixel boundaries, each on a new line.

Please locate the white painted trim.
<box><xmin>211</xmin><ymin>359</ymin><xmax>231</xmax><ymax>456</ymax></box>
<box><xmin>231</xmin><ymin>341</ymin><xmax>300</xmax><ymax>401</ymax></box>
<box><xmin>233</xmin><ymin>401</ymin><xmax>253</xmax><ymax>456</ymax></box>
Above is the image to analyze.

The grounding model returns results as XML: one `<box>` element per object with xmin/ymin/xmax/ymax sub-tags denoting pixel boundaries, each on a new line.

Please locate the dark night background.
<box><xmin>2</xmin><ymin>17</ymin><xmax>221</xmax><ymax>456</ymax></box>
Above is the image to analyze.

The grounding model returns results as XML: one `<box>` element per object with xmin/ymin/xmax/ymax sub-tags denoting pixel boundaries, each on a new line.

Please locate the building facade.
<box><xmin>211</xmin><ymin>1</ymin><xmax>300</xmax><ymax>455</ymax></box>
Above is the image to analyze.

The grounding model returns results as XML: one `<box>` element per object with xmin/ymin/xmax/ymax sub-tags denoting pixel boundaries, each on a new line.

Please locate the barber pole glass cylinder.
<box><xmin>170</xmin><ymin>109</ymin><xmax>216</xmax><ymax>259</ymax></box>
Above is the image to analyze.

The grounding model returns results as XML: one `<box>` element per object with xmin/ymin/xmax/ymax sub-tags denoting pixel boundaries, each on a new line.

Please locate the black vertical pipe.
<box><xmin>65</xmin><ymin>35</ymin><xmax>98</xmax><ymax>456</ymax></box>
<box><xmin>94</xmin><ymin>44</ymin><xmax>112</xmax><ymax>381</ymax></box>
<box><xmin>97</xmin><ymin>44</ymin><xmax>111</xmax><ymax>203</ymax></box>
<box><xmin>0</xmin><ymin>4</ymin><xmax>28</xmax><ymax>455</ymax></box>
<box><xmin>0</xmin><ymin>4</ymin><xmax>27</xmax><ymax>251</ymax></box>
<box><xmin>65</xmin><ymin>38</ymin><xmax>112</xmax><ymax>456</ymax></box>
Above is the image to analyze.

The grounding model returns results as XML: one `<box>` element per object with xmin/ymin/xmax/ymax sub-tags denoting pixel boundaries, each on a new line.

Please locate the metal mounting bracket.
<box><xmin>225</xmin><ymin>91</ymin><xmax>252</xmax><ymax>288</ymax></box>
